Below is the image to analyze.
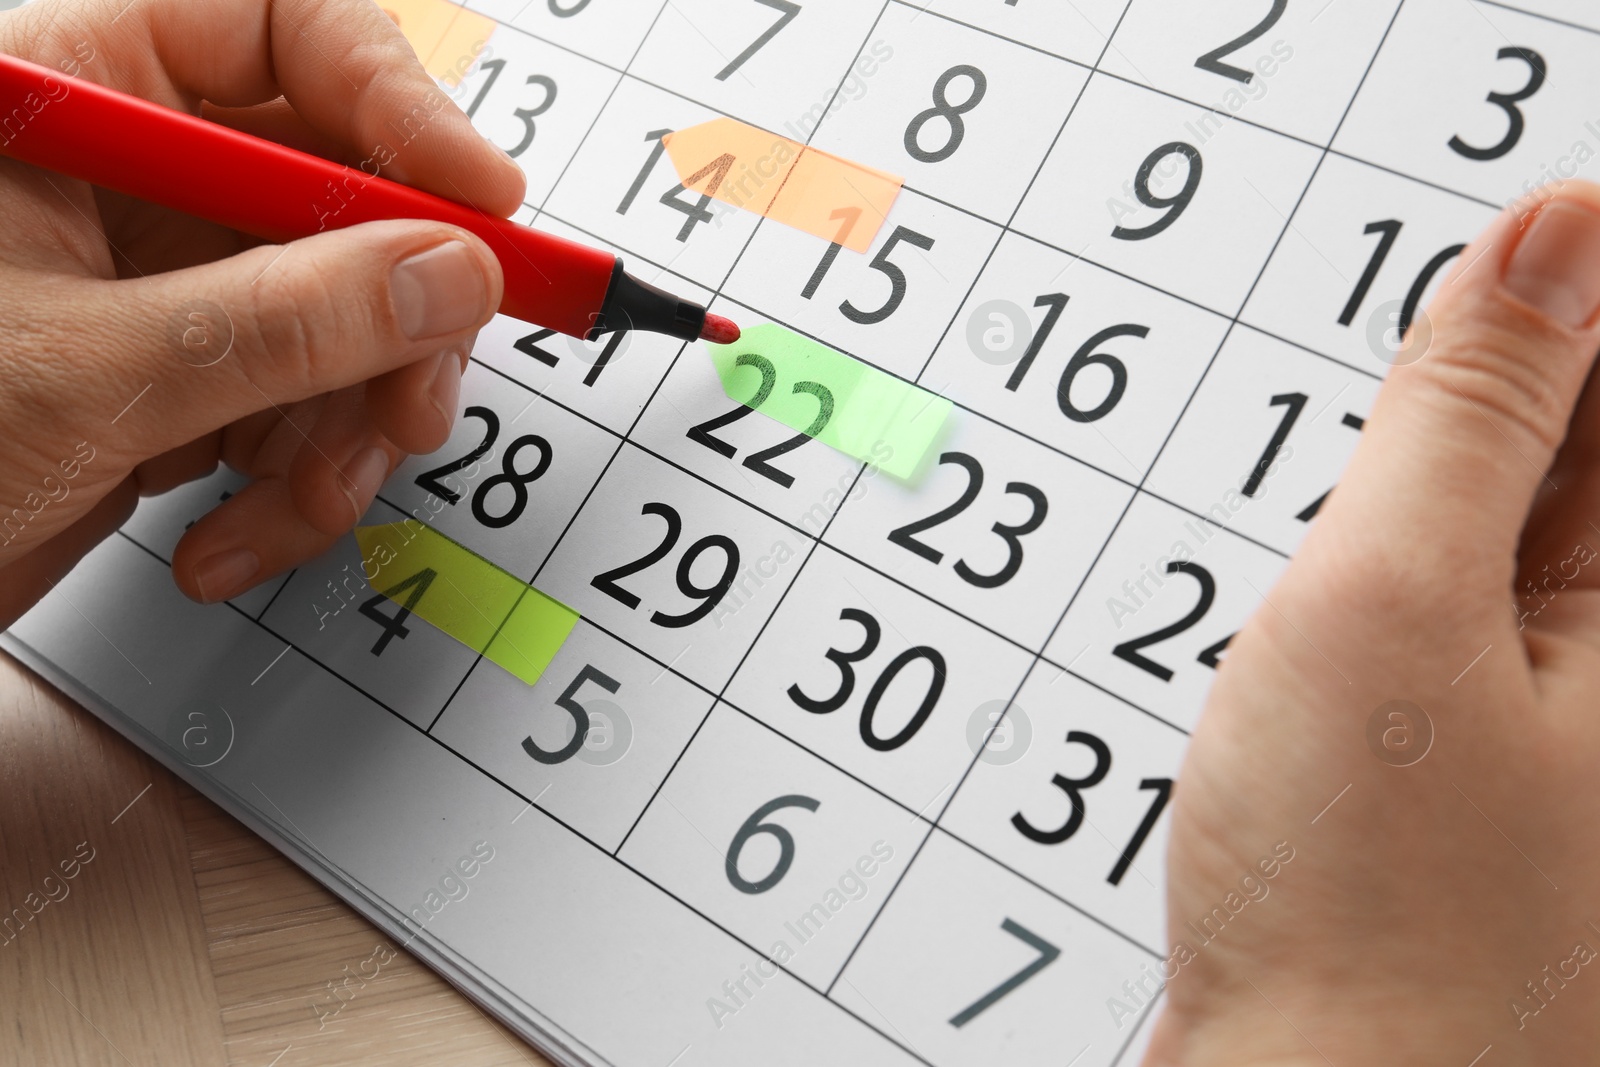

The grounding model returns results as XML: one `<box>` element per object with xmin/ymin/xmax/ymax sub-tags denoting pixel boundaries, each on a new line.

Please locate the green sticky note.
<box><xmin>354</xmin><ymin>521</ymin><xmax>578</xmax><ymax>685</ymax></box>
<box><xmin>708</xmin><ymin>324</ymin><xmax>951</xmax><ymax>479</ymax></box>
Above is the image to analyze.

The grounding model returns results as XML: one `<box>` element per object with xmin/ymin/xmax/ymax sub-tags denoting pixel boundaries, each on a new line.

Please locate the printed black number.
<box><xmin>1339</xmin><ymin>220</ymin><xmax>1467</xmax><ymax>339</ymax></box>
<box><xmin>1011</xmin><ymin>730</ymin><xmax>1110</xmax><ymax>844</ymax></box>
<box><xmin>688</xmin><ymin>353</ymin><xmax>775</xmax><ymax>459</ymax></box>
<box><xmin>687</xmin><ymin>354</ymin><xmax>832</xmax><ymax>489</ymax></box>
<box><xmin>413</xmin><ymin>405</ymin><xmax>552</xmax><ymax>528</ymax></box>
<box><xmin>617</xmin><ymin>128</ymin><xmax>673</xmax><ymax>215</ymax></box>
<box><xmin>1243</xmin><ymin>391</ymin><xmax>1305</xmax><ymax>498</ymax></box>
<box><xmin>1056</xmin><ymin>324</ymin><xmax>1142</xmax><ymax>423</ymax></box>
<box><xmin>464</xmin><ymin>63</ymin><xmax>556</xmax><ymax>158</ymax></box>
<box><xmin>473</xmin><ymin>434</ymin><xmax>553</xmax><ymax>529</ymax></box>
<box><xmin>1394</xmin><ymin>244</ymin><xmax>1467</xmax><ymax>339</ymax></box>
<box><xmin>465</xmin><ymin>58</ymin><xmax>506</xmax><ymax>120</ymax></box>
<box><xmin>1111</xmin><ymin>562</ymin><xmax>1217</xmax><ymax>682</ymax></box>
<box><xmin>948</xmin><ymin>919</ymin><xmax>1060</xmax><ymax>1028</ymax></box>
<box><xmin>887</xmin><ymin>452</ymin><xmax>1047</xmax><ymax>589</ymax></box>
<box><xmin>359</xmin><ymin>569</ymin><xmax>436</xmax><ymax>656</ymax></box>
<box><xmin>715</xmin><ymin>0</ymin><xmax>802</xmax><ymax>81</ymax></box>
<box><xmin>517</xmin><ymin>328</ymin><xmax>627</xmax><ymax>387</ymax></box>
<box><xmin>1108</xmin><ymin>778</ymin><xmax>1174</xmax><ymax>886</ymax></box>
<box><xmin>904</xmin><ymin>64</ymin><xmax>988</xmax><ymax>164</ymax></box>
<box><xmin>1337</xmin><ymin>220</ymin><xmax>1402</xmax><ymax>326</ymax></box>
<box><xmin>414</xmin><ymin>406</ymin><xmax>497</xmax><ymax>505</ymax></box>
<box><xmin>803</xmin><ymin>225</ymin><xmax>936</xmax><ymax>325</ymax></box>
<box><xmin>616</xmin><ymin>128</ymin><xmax>731</xmax><ymax>241</ymax></box>
<box><xmin>1448</xmin><ymin>46</ymin><xmax>1546</xmax><ymax>162</ymax></box>
<box><xmin>1003</xmin><ymin>293</ymin><xmax>1068</xmax><ymax>391</ymax></box>
<box><xmin>590</xmin><ymin>502</ymin><xmax>740</xmax><ymax>628</ymax></box>
<box><xmin>504</xmin><ymin>74</ymin><xmax>557</xmax><ymax>158</ymax></box>
<box><xmin>726</xmin><ymin>795</ymin><xmax>820</xmax><ymax>894</ymax></box>
<box><xmin>514</xmin><ymin>328</ymin><xmax>561</xmax><ymax>368</ymax></box>
<box><xmin>744</xmin><ymin>382</ymin><xmax>833</xmax><ymax>487</ymax></box>
<box><xmin>1244</xmin><ymin>393</ymin><xmax>1365</xmax><ymax>520</ymax></box>
<box><xmin>548</xmin><ymin>0</ymin><xmax>591</xmax><ymax>13</ymax></box>
<box><xmin>1112</xmin><ymin>141</ymin><xmax>1202</xmax><ymax>241</ymax></box>
<box><xmin>660</xmin><ymin>153</ymin><xmax>735</xmax><ymax>242</ymax></box>
<box><xmin>522</xmin><ymin>665</ymin><xmax>620</xmax><ymax>765</ymax></box>
<box><xmin>1194</xmin><ymin>0</ymin><xmax>1288</xmax><ymax>84</ymax></box>
<box><xmin>1011</xmin><ymin>732</ymin><xmax>1175</xmax><ymax>885</ymax></box>
<box><xmin>1003</xmin><ymin>294</ymin><xmax>1143</xmax><ymax>423</ymax></box>
<box><xmin>787</xmin><ymin>609</ymin><xmax>946</xmax><ymax>752</ymax></box>
<box><xmin>800</xmin><ymin>207</ymin><xmax>864</xmax><ymax>300</ymax></box>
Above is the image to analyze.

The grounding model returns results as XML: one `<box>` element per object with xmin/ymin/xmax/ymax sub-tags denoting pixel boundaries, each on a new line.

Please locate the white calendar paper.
<box><xmin>9</xmin><ymin>1</ymin><xmax>1600</xmax><ymax>1064</ymax></box>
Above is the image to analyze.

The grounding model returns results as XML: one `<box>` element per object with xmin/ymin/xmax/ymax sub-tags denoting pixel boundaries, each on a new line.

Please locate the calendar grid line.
<box><xmin>818</xmin><ymin>0</ymin><xmax>1414</xmax><ymax>1015</ymax></box>
<box><xmin>527</xmin><ymin>0</ymin><xmax>672</xmax><ymax>216</ymax></box>
<box><xmin>932</xmin><ymin>825</ymin><xmax>1163</xmax><ymax>958</ymax></box>
<box><xmin>1473</xmin><ymin>0</ymin><xmax>1600</xmax><ymax>39</ymax></box>
<box><xmin>819</xmin><ymin>0</ymin><xmax>1149</xmax><ymax>1001</ymax></box>
<box><xmin>883</xmin><ymin>0</ymin><xmax>1112</xmax><ymax>69</ymax></box>
<box><xmin>905</xmin><ymin>2</ymin><xmax>1114</xmax><ymax>383</ymax></box>
<box><xmin>101</xmin><ymin>527</ymin><xmax>946</xmax><ymax>1065</ymax></box>
<box><xmin>252</xmin><ymin>570</ymin><xmax>294</xmax><ymax>622</ymax></box>
<box><xmin>950</xmin><ymin>0</ymin><xmax>1421</xmax><ymax>792</ymax></box>
<box><xmin>608</xmin><ymin>3</ymin><xmax>897</xmax><ymax>856</ymax></box>
<box><xmin>1234</xmin><ymin>320</ymin><xmax>1384</xmax><ymax>384</ymax></box>
<box><xmin>62</xmin><ymin>1</ymin><xmax>1574</xmax><ymax>1061</ymax></box>
<box><xmin>415</xmin><ymin>427</ymin><xmax>629</xmax><ymax>733</ymax></box>
<box><xmin>1007</xmin><ymin>0</ymin><xmax>1417</xmax><ymax>671</ymax></box>
<box><xmin>1054</xmin><ymin>665</ymin><xmax>1194</xmax><ymax>738</ymax></box>
<box><xmin>490</xmin><ymin>207</ymin><xmax>1394</xmax><ymax>444</ymax></box>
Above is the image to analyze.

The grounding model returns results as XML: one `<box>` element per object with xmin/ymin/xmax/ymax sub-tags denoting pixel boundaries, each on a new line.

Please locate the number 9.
<box><xmin>1111</xmin><ymin>141</ymin><xmax>1203</xmax><ymax>242</ymax></box>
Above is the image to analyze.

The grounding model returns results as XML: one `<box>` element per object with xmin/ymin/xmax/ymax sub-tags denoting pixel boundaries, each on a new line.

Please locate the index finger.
<box><xmin>0</xmin><ymin>0</ymin><xmax>526</xmax><ymax>215</ymax></box>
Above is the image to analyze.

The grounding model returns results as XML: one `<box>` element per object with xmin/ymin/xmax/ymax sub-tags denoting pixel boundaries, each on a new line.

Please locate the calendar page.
<box><xmin>8</xmin><ymin>1</ymin><xmax>1598</xmax><ymax>1064</ymax></box>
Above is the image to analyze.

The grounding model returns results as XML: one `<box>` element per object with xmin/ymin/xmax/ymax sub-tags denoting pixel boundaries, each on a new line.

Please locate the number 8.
<box><xmin>904</xmin><ymin>65</ymin><xmax>988</xmax><ymax>164</ymax></box>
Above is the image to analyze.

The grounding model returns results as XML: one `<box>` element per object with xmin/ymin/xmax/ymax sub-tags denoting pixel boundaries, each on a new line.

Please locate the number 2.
<box><xmin>590</xmin><ymin>503</ymin><xmax>741</xmax><ymax>628</ymax></box>
<box><xmin>1194</xmin><ymin>0</ymin><xmax>1288</xmax><ymax>84</ymax></box>
<box><xmin>887</xmin><ymin>452</ymin><xmax>1047</xmax><ymax>589</ymax></box>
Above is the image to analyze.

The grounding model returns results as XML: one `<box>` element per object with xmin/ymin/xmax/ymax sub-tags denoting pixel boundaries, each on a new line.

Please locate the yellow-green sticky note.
<box><xmin>708</xmin><ymin>323</ymin><xmax>951</xmax><ymax>479</ymax></box>
<box><xmin>354</xmin><ymin>521</ymin><xmax>578</xmax><ymax>685</ymax></box>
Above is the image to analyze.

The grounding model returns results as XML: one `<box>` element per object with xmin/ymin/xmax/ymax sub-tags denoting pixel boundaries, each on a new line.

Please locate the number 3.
<box><xmin>1448</xmin><ymin>46</ymin><xmax>1546</xmax><ymax>162</ymax></box>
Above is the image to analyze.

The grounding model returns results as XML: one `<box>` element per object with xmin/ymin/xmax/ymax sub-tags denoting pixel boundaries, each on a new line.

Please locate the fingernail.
<box><xmin>429</xmin><ymin>349</ymin><xmax>463</xmax><ymax>429</ymax></box>
<box><xmin>391</xmin><ymin>240</ymin><xmax>490</xmax><ymax>340</ymax></box>
<box><xmin>193</xmin><ymin>548</ymin><xmax>259</xmax><ymax>604</ymax></box>
<box><xmin>1504</xmin><ymin>200</ymin><xmax>1600</xmax><ymax>327</ymax></box>
<box><xmin>340</xmin><ymin>447</ymin><xmax>391</xmax><ymax>523</ymax></box>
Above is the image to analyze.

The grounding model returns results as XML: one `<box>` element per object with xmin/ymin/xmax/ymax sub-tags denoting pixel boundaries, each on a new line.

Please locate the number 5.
<box><xmin>522</xmin><ymin>665</ymin><xmax>620</xmax><ymax>765</ymax></box>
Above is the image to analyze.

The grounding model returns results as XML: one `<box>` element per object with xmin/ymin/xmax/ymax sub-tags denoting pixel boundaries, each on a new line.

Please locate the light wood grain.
<box><xmin>0</xmin><ymin>650</ymin><xmax>554</xmax><ymax>1067</ymax></box>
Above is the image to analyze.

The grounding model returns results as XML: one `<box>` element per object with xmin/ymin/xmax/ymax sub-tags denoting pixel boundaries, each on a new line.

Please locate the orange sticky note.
<box><xmin>379</xmin><ymin>0</ymin><xmax>496</xmax><ymax>84</ymax></box>
<box><xmin>662</xmin><ymin>117</ymin><xmax>902</xmax><ymax>253</ymax></box>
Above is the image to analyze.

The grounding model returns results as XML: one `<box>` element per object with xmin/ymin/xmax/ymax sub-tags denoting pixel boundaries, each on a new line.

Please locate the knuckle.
<box><xmin>241</xmin><ymin>258</ymin><xmax>376</xmax><ymax>397</ymax></box>
<box><xmin>1411</xmin><ymin>295</ymin><xmax>1582</xmax><ymax>456</ymax></box>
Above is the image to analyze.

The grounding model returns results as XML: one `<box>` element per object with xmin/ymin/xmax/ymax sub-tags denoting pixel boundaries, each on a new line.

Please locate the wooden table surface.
<box><xmin>0</xmin><ymin>650</ymin><xmax>556</xmax><ymax>1067</ymax></box>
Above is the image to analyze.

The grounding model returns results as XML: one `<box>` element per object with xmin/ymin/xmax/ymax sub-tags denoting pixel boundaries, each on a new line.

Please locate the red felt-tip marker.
<box><xmin>0</xmin><ymin>52</ymin><xmax>740</xmax><ymax>346</ymax></box>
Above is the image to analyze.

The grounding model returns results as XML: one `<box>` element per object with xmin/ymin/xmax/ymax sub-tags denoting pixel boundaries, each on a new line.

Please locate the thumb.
<box><xmin>84</xmin><ymin>219</ymin><xmax>502</xmax><ymax>457</ymax></box>
<box><xmin>1311</xmin><ymin>181</ymin><xmax>1600</xmax><ymax>591</ymax></box>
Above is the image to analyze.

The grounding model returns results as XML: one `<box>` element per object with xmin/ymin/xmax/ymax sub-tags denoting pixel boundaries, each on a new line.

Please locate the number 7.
<box><xmin>715</xmin><ymin>0</ymin><xmax>802</xmax><ymax>82</ymax></box>
<box><xmin>948</xmin><ymin>918</ymin><xmax>1060</xmax><ymax>1028</ymax></box>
